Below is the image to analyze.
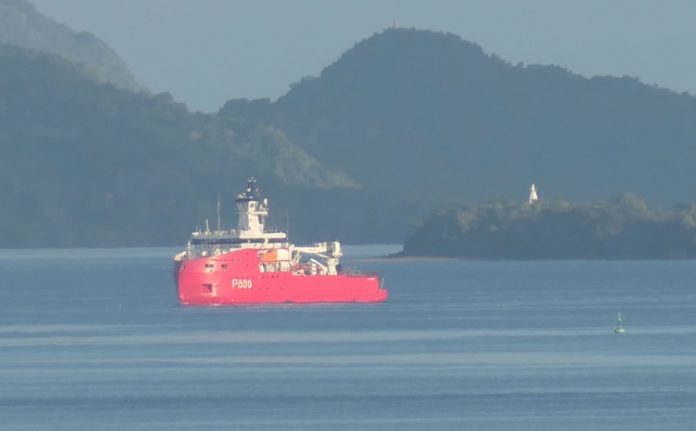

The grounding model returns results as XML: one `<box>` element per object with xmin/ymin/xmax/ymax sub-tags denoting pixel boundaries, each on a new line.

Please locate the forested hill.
<box><xmin>6</xmin><ymin>25</ymin><xmax>696</xmax><ymax>247</ymax></box>
<box><xmin>0</xmin><ymin>0</ymin><xmax>139</xmax><ymax>91</ymax></box>
<box><xmin>0</xmin><ymin>44</ymin><xmax>353</xmax><ymax>247</ymax></box>
<box><xmin>222</xmin><ymin>28</ymin><xmax>696</xmax><ymax>207</ymax></box>
<box><xmin>399</xmin><ymin>196</ymin><xmax>696</xmax><ymax>259</ymax></box>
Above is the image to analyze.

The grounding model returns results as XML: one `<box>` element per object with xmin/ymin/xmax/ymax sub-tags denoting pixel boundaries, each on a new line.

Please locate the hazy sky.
<box><xmin>31</xmin><ymin>0</ymin><xmax>696</xmax><ymax>112</ymax></box>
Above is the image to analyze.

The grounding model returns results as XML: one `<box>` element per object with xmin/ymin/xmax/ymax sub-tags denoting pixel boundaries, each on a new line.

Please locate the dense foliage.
<box><xmin>223</xmin><ymin>28</ymin><xmax>696</xmax><ymax>227</ymax></box>
<box><xmin>0</xmin><ymin>0</ymin><xmax>139</xmax><ymax>90</ymax></box>
<box><xmin>401</xmin><ymin>195</ymin><xmax>696</xmax><ymax>259</ymax></box>
<box><xmin>0</xmin><ymin>44</ymin><xmax>352</xmax><ymax>246</ymax></box>
<box><xmin>5</xmin><ymin>25</ymin><xmax>696</xmax><ymax>248</ymax></box>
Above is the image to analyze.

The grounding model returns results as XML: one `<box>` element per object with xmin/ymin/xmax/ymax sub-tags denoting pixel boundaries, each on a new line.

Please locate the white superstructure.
<box><xmin>176</xmin><ymin>178</ymin><xmax>343</xmax><ymax>275</ymax></box>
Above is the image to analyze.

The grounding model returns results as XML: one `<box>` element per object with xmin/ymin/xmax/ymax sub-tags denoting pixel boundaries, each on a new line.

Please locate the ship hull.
<box><xmin>176</xmin><ymin>248</ymin><xmax>387</xmax><ymax>305</ymax></box>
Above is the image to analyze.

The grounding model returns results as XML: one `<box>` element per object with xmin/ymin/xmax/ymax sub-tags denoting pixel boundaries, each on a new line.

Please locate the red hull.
<box><xmin>176</xmin><ymin>248</ymin><xmax>387</xmax><ymax>305</ymax></box>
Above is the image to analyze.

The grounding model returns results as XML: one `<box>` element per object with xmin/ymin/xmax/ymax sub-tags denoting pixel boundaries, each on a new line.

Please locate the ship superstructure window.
<box><xmin>191</xmin><ymin>237</ymin><xmax>285</xmax><ymax>246</ymax></box>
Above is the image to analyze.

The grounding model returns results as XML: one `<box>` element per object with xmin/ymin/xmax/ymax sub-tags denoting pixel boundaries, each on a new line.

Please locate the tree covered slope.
<box><xmin>0</xmin><ymin>0</ymin><xmax>139</xmax><ymax>91</ymax></box>
<box><xmin>0</xmin><ymin>44</ymin><xmax>351</xmax><ymax>246</ymax></box>
<box><xmin>400</xmin><ymin>195</ymin><xmax>696</xmax><ymax>259</ymax></box>
<box><xmin>223</xmin><ymin>28</ymin><xmax>696</xmax><ymax>206</ymax></box>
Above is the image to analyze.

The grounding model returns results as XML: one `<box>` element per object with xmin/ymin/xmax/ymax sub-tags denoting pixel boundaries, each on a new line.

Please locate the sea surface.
<box><xmin>1</xmin><ymin>245</ymin><xmax>696</xmax><ymax>430</ymax></box>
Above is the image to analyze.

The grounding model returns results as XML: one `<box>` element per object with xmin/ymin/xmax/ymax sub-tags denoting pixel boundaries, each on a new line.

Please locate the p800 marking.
<box><xmin>232</xmin><ymin>279</ymin><xmax>253</xmax><ymax>289</ymax></box>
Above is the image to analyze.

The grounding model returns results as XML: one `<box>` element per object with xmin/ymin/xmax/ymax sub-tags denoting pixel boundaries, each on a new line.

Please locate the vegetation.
<box><xmin>0</xmin><ymin>0</ymin><xmax>139</xmax><ymax>90</ymax></box>
<box><xmin>223</xmin><ymin>28</ymin><xmax>696</xmax><ymax>238</ymax></box>
<box><xmin>5</xmin><ymin>23</ymin><xmax>696</xmax><ymax>248</ymax></box>
<box><xmin>400</xmin><ymin>195</ymin><xmax>696</xmax><ymax>259</ymax></box>
<box><xmin>0</xmin><ymin>43</ymin><xmax>352</xmax><ymax>247</ymax></box>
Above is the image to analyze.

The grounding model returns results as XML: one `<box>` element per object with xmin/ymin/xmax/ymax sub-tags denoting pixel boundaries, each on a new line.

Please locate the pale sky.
<box><xmin>31</xmin><ymin>0</ymin><xmax>696</xmax><ymax>112</ymax></box>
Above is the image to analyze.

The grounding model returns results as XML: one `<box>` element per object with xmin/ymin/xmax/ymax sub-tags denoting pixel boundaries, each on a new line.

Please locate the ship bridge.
<box><xmin>179</xmin><ymin>178</ymin><xmax>342</xmax><ymax>275</ymax></box>
<box><xmin>185</xmin><ymin>178</ymin><xmax>289</xmax><ymax>257</ymax></box>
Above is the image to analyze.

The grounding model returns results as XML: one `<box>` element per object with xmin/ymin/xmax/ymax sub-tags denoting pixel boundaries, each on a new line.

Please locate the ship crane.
<box><xmin>293</xmin><ymin>241</ymin><xmax>342</xmax><ymax>275</ymax></box>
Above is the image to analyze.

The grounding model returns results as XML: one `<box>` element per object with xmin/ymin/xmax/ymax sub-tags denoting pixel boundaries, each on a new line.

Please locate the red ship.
<box><xmin>174</xmin><ymin>178</ymin><xmax>388</xmax><ymax>305</ymax></box>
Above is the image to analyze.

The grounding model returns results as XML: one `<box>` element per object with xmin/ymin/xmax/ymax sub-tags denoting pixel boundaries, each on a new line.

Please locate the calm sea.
<box><xmin>1</xmin><ymin>245</ymin><xmax>696</xmax><ymax>430</ymax></box>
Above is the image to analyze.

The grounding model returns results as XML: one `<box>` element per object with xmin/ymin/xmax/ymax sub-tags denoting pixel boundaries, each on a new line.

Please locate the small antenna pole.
<box><xmin>217</xmin><ymin>194</ymin><xmax>221</xmax><ymax>231</ymax></box>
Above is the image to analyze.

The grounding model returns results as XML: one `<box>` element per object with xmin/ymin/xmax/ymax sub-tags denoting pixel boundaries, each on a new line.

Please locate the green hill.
<box><xmin>0</xmin><ymin>44</ymin><xmax>352</xmax><ymax>247</ymax></box>
<box><xmin>6</xmin><ymin>26</ymin><xmax>696</xmax><ymax>248</ymax></box>
<box><xmin>0</xmin><ymin>0</ymin><xmax>139</xmax><ymax>91</ymax></box>
<box><xmin>223</xmin><ymin>28</ymin><xmax>696</xmax><ymax>220</ymax></box>
<box><xmin>400</xmin><ymin>195</ymin><xmax>696</xmax><ymax>259</ymax></box>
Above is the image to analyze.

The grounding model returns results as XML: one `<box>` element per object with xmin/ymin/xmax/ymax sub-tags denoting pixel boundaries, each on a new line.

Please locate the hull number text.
<box><xmin>232</xmin><ymin>279</ymin><xmax>253</xmax><ymax>289</ymax></box>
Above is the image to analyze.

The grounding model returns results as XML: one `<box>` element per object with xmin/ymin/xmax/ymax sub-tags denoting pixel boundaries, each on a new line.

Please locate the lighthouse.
<box><xmin>528</xmin><ymin>184</ymin><xmax>539</xmax><ymax>205</ymax></box>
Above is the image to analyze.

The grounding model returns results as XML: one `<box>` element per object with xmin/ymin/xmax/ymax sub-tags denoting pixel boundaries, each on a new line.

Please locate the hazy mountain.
<box><xmin>6</xmin><ymin>26</ymin><xmax>696</xmax><ymax>247</ymax></box>
<box><xmin>222</xmin><ymin>28</ymin><xmax>696</xmax><ymax>209</ymax></box>
<box><xmin>0</xmin><ymin>0</ymin><xmax>139</xmax><ymax>91</ymax></box>
<box><xmin>0</xmin><ymin>43</ymin><xmax>352</xmax><ymax>247</ymax></box>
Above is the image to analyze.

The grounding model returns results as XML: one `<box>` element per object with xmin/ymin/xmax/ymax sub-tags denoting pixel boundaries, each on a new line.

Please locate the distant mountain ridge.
<box><xmin>0</xmin><ymin>0</ymin><xmax>139</xmax><ymax>90</ymax></box>
<box><xmin>0</xmin><ymin>43</ymin><xmax>353</xmax><ymax>247</ymax></box>
<box><xmin>4</xmin><ymin>25</ymin><xmax>696</xmax><ymax>247</ymax></box>
<box><xmin>223</xmin><ymin>28</ymin><xmax>696</xmax><ymax>208</ymax></box>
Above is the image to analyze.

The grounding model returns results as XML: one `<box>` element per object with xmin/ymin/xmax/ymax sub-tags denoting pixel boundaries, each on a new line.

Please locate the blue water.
<box><xmin>1</xmin><ymin>246</ymin><xmax>696</xmax><ymax>430</ymax></box>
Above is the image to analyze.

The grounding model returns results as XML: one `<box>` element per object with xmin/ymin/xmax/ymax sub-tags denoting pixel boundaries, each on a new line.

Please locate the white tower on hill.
<box><xmin>528</xmin><ymin>183</ymin><xmax>539</xmax><ymax>205</ymax></box>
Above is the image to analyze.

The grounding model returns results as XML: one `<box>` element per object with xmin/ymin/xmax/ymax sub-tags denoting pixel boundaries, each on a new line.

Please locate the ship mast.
<box><xmin>217</xmin><ymin>194</ymin><xmax>221</xmax><ymax>231</ymax></box>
